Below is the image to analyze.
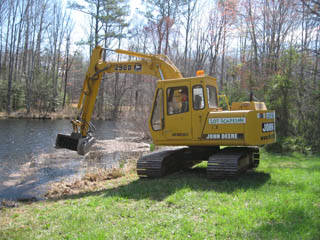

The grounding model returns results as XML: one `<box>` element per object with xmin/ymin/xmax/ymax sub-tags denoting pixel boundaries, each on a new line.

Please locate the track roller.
<box><xmin>207</xmin><ymin>147</ymin><xmax>259</xmax><ymax>179</ymax></box>
<box><xmin>137</xmin><ymin>147</ymin><xmax>218</xmax><ymax>178</ymax></box>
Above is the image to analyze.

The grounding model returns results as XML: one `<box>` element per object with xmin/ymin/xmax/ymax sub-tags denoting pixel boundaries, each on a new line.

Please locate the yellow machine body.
<box><xmin>149</xmin><ymin>76</ymin><xmax>276</xmax><ymax>147</ymax></box>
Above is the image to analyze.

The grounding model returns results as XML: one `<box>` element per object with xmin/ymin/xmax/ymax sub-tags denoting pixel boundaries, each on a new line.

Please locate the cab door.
<box><xmin>149</xmin><ymin>87</ymin><xmax>165</xmax><ymax>143</ymax></box>
<box><xmin>164</xmin><ymin>83</ymin><xmax>192</xmax><ymax>140</ymax></box>
<box><xmin>191</xmin><ymin>80</ymin><xmax>207</xmax><ymax>140</ymax></box>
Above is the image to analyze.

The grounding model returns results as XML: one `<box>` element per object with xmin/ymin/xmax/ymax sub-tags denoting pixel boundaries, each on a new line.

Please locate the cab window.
<box><xmin>206</xmin><ymin>85</ymin><xmax>218</xmax><ymax>108</ymax></box>
<box><xmin>167</xmin><ymin>86</ymin><xmax>189</xmax><ymax>115</ymax></box>
<box><xmin>193</xmin><ymin>85</ymin><xmax>205</xmax><ymax>110</ymax></box>
<box><xmin>151</xmin><ymin>88</ymin><xmax>164</xmax><ymax>131</ymax></box>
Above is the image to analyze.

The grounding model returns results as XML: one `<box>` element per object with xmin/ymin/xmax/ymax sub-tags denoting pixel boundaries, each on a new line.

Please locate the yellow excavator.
<box><xmin>56</xmin><ymin>46</ymin><xmax>276</xmax><ymax>178</ymax></box>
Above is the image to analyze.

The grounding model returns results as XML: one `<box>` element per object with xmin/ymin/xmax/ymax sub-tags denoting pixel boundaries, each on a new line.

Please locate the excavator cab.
<box><xmin>149</xmin><ymin>75</ymin><xmax>219</xmax><ymax>144</ymax></box>
<box><xmin>149</xmin><ymin>75</ymin><xmax>275</xmax><ymax>148</ymax></box>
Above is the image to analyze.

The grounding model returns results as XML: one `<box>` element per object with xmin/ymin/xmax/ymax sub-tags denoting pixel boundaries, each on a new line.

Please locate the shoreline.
<box><xmin>0</xmin><ymin>110</ymin><xmax>73</xmax><ymax>120</ymax></box>
<box><xmin>0</xmin><ymin>138</ymin><xmax>150</xmax><ymax>207</ymax></box>
<box><xmin>0</xmin><ymin>112</ymin><xmax>114</xmax><ymax>121</ymax></box>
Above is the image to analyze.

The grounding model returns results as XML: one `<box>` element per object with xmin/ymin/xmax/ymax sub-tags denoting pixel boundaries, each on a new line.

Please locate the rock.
<box><xmin>1</xmin><ymin>200</ymin><xmax>19</xmax><ymax>208</ymax></box>
<box><xmin>17</xmin><ymin>196</ymin><xmax>37</xmax><ymax>202</ymax></box>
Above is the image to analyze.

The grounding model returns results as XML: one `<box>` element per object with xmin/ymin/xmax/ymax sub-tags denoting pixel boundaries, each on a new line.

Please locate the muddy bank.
<box><xmin>0</xmin><ymin>138</ymin><xmax>150</xmax><ymax>206</ymax></box>
<box><xmin>0</xmin><ymin>109</ymin><xmax>74</xmax><ymax>120</ymax></box>
<box><xmin>0</xmin><ymin>110</ymin><xmax>114</xmax><ymax>120</ymax></box>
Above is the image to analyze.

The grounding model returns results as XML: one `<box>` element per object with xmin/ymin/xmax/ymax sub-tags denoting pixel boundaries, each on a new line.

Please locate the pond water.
<box><xmin>0</xmin><ymin>119</ymin><xmax>119</xmax><ymax>202</ymax></box>
<box><xmin>0</xmin><ymin>119</ymin><xmax>117</xmax><ymax>168</ymax></box>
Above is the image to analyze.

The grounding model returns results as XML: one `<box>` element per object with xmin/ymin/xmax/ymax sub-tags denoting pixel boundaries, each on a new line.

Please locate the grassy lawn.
<box><xmin>1</xmin><ymin>151</ymin><xmax>319</xmax><ymax>239</ymax></box>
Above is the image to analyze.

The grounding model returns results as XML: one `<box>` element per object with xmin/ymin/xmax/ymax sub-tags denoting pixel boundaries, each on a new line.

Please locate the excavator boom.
<box><xmin>56</xmin><ymin>46</ymin><xmax>182</xmax><ymax>154</ymax></box>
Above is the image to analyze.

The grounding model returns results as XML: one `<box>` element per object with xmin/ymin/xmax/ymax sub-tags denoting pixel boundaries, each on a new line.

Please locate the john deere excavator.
<box><xmin>56</xmin><ymin>45</ymin><xmax>276</xmax><ymax>179</ymax></box>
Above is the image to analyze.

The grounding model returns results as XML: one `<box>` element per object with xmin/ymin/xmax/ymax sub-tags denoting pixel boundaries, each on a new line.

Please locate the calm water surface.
<box><xmin>0</xmin><ymin>119</ymin><xmax>117</xmax><ymax>167</ymax></box>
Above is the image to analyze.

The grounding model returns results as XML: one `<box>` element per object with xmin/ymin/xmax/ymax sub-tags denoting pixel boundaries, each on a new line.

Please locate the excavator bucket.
<box><xmin>55</xmin><ymin>133</ymin><xmax>95</xmax><ymax>155</ymax></box>
<box><xmin>56</xmin><ymin>133</ymin><xmax>80</xmax><ymax>151</ymax></box>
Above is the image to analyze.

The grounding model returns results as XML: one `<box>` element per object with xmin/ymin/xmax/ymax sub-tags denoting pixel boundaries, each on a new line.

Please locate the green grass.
<box><xmin>1</xmin><ymin>151</ymin><xmax>320</xmax><ymax>239</ymax></box>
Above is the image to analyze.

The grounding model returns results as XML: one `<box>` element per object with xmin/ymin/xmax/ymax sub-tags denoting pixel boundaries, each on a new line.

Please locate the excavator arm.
<box><xmin>56</xmin><ymin>45</ymin><xmax>182</xmax><ymax>155</ymax></box>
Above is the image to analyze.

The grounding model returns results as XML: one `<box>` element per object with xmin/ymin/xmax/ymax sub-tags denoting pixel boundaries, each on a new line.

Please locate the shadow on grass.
<box><xmin>51</xmin><ymin>168</ymin><xmax>271</xmax><ymax>202</ymax></box>
<box><xmin>0</xmin><ymin>166</ymin><xmax>79</xmax><ymax>201</ymax></box>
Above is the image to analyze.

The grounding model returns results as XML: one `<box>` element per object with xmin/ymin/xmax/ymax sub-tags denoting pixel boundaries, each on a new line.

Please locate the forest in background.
<box><xmin>0</xmin><ymin>0</ymin><xmax>319</xmax><ymax>153</ymax></box>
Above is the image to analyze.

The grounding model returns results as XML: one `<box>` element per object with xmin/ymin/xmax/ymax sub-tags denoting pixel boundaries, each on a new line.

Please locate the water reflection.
<box><xmin>0</xmin><ymin>119</ymin><xmax>117</xmax><ymax>166</ymax></box>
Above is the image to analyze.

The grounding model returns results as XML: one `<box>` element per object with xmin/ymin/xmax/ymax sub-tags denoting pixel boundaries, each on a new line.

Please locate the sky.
<box><xmin>67</xmin><ymin>0</ymin><xmax>143</xmax><ymax>55</ymax></box>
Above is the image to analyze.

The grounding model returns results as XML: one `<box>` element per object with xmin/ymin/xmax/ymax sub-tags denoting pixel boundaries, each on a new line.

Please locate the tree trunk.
<box><xmin>63</xmin><ymin>38</ymin><xmax>70</xmax><ymax>108</ymax></box>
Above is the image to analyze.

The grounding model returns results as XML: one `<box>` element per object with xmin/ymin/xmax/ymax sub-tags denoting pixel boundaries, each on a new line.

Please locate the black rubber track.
<box><xmin>137</xmin><ymin>147</ymin><xmax>218</xmax><ymax>178</ymax></box>
<box><xmin>207</xmin><ymin>147</ymin><xmax>259</xmax><ymax>179</ymax></box>
<box><xmin>137</xmin><ymin>146</ymin><xmax>259</xmax><ymax>179</ymax></box>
